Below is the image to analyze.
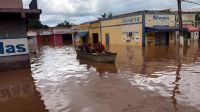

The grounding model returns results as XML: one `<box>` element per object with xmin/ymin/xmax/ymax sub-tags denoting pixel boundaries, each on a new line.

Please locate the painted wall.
<box><xmin>0</xmin><ymin>0</ymin><xmax>23</xmax><ymax>8</ymax></box>
<box><xmin>78</xmin><ymin>23</ymin><xmax>90</xmax><ymax>32</ymax></box>
<box><xmin>101</xmin><ymin>15</ymin><xmax>143</xmax><ymax>46</ymax></box>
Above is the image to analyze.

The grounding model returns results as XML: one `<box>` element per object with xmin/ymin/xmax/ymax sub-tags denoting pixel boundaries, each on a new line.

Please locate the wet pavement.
<box><xmin>1</xmin><ymin>42</ymin><xmax>200</xmax><ymax>112</ymax></box>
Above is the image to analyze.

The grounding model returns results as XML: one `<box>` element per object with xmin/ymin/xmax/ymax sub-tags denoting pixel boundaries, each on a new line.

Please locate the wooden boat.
<box><xmin>76</xmin><ymin>50</ymin><xmax>117</xmax><ymax>63</ymax></box>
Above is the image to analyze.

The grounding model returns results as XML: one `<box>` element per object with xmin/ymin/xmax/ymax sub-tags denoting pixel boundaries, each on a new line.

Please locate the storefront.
<box><xmin>75</xmin><ymin>23</ymin><xmax>89</xmax><ymax>46</ymax></box>
<box><xmin>101</xmin><ymin>15</ymin><xmax>143</xmax><ymax>47</ymax></box>
<box><xmin>145</xmin><ymin>14</ymin><xmax>177</xmax><ymax>46</ymax></box>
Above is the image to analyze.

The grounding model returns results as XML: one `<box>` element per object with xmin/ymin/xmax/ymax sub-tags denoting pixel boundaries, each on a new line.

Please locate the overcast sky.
<box><xmin>23</xmin><ymin>0</ymin><xmax>200</xmax><ymax>26</ymax></box>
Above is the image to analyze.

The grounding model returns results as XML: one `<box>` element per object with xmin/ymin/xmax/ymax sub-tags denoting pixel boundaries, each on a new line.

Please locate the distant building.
<box><xmin>0</xmin><ymin>0</ymin><xmax>41</xmax><ymax>71</ymax></box>
<box><xmin>166</xmin><ymin>8</ymin><xmax>200</xmax><ymax>41</ymax></box>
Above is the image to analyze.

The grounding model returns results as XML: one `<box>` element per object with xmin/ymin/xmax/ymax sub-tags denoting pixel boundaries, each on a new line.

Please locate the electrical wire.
<box><xmin>182</xmin><ymin>0</ymin><xmax>200</xmax><ymax>5</ymax></box>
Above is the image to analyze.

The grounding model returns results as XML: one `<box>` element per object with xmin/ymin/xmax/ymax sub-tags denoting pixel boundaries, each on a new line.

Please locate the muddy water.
<box><xmin>1</xmin><ymin>42</ymin><xmax>200</xmax><ymax>112</ymax></box>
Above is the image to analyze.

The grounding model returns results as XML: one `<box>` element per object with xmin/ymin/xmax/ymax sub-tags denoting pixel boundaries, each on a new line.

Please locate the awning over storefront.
<box><xmin>76</xmin><ymin>32</ymin><xmax>88</xmax><ymax>38</ymax></box>
<box><xmin>187</xmin><ymin>26</ymin><xmax>199</xmax><ymax>32</ymax></box>
<box><xmin>145</xmin><ymin>27</ymin><xmax>187</xmax><ymax>33</ymax></box>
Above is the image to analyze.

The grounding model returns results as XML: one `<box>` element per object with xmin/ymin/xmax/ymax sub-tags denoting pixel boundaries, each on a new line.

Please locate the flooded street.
<box><xmin>1</xmin><ymin>43</ymin><xmax>200</xmax><ymax>112</ymax></box>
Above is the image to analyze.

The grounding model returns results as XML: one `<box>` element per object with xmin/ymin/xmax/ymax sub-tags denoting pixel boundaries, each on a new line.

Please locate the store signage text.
<box><xmin>122</xmin><ymin>17</ymin><xmax>140</xmax><ymax>24</ymax></box>
<box><xmin>153</xmin><ymin>16</ymin><xmax>170</xmax><ymax>21</ymax></box>
<box><xmin>0</xmin><ymin>38</ymin><xmax>29</xmax><ymax>56</ymax></box>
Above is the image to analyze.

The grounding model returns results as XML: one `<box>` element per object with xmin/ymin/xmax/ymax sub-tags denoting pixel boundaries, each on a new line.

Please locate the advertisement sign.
<box><xmin>146</xmin><ymin>15</ymin><xmax>175</xmax><ymax>27</ymax></box>
<box><xmin>182</xmin><ymin>14</ymin><xmax>195</xmax><ymax>21</ymax></box>
<box><xmin>0</xmin><ymin>38</ymin><xmax>29</xmax><ymax>57</ymax></box>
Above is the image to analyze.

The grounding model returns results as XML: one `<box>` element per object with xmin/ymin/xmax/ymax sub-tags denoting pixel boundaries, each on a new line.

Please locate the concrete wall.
<box><xmin>0</xmin><ymin>0</ymin><xmax>23</xmax><ymax>8</ymax></box>
<box><xmin>0</xmin><ymin>16</ymin><xmax>27</xmax><ymax>38</ymax></box>
<box><xmin>0</xmin><ymin>55</ymin><xmax>30</xmax><ymax>71</ymax></box>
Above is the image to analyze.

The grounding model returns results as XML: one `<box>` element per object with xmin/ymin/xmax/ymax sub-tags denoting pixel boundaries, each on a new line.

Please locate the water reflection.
<box><xmin>0</xmin><ymin>69</ymin><xmax>47</xmax><ymax>112</ymax></box>
<box><xmin>78</xmin><ymin>57</ymin><xmax>118</xmax><ymax>76</ymax></box>
<box><xmin>110</xmin><ymin>43</ymin><xmax>200</xmax><ymax>111</ymax></box>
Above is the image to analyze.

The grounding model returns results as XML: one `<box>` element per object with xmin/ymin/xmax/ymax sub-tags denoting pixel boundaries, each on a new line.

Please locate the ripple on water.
<box><xmin>30</xmin><ymin>45</ymin><xmax>200</xmax><ymax>112</ymax></box>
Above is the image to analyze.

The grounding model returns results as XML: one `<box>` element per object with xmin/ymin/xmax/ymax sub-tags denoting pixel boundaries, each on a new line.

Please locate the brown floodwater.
<box><xmin>1</xmin><ymin>42</ymin><xmax>200</xmax><ymax>112</ymax></box>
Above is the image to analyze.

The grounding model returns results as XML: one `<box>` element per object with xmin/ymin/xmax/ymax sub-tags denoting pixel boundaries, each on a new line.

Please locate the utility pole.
<box><xmin>177</xmin><ymin>0</ymin><xmax>184</xmax><ymax>45</ymax></box>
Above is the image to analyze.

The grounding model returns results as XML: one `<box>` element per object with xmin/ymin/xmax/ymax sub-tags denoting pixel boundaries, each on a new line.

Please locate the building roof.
<box><xmin>162</xmin><ymin>8</ymin><xmax>200</xmax><ymax>14</ymax></box>
<box><xmin>80</xmin><ymin>10</ymin><xmax>177</xmax><ymax>25</ymax></box>
<box><xmin>80</xmin><ymin>9</ymin><xmax>200</xmax><ymax>25</ymax></box>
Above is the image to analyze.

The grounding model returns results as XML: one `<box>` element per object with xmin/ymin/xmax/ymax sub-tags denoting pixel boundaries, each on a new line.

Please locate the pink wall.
<box><xmin>0</xmin><ymin>0</ymin><xmax>23</xmax><ymax>8</ymax></box>
<box><xmin>49</xmin><ymin>34</ymin><xmax>63</xmax><ymax>46</ymax></box>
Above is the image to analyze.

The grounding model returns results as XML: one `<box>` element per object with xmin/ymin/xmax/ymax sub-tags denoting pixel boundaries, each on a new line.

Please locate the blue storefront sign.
<box><xmin>0</xmin><ymin>38</ymin><xmax>29</xmax><ymax>57</ymax></box>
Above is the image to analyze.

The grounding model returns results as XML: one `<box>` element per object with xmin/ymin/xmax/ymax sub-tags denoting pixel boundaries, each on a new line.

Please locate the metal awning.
<box><xmin>76</xmin><ymin>32</ymin><xmax>88</xmax><ymax>37</ymax></box>
<box><xmin>145</xmin><ymin>27</ymin><xmax>187</xmax><ymax>33</ymax></box>
<box><xmin>187</xmin><ymin>26</ymin><xmax>199</xmax><ymax>32</ymax></box>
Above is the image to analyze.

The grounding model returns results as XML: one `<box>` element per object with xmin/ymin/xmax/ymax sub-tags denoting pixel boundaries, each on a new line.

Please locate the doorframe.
<box><xmin>105</xmin><ymin>33</ymin><xmax>110</xmax><ymax>49</ymax></box>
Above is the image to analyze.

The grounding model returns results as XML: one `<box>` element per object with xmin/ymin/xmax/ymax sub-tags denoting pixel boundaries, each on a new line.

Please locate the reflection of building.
<box><xmin>0</xmin><ymin>0</ymin><xmax>41</xmax><ymax>71</ymax></box>
<box><xmin>76</xmin><ymin>10</ymin><xmax>200</xmax><ymax>48</ymax></box>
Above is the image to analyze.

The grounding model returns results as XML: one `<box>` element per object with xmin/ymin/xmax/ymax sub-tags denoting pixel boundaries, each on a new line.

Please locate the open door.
<box><xmin>92</xmin><ymin>33</ymin><xmax>99</xmax><ymax>44</ymax></box>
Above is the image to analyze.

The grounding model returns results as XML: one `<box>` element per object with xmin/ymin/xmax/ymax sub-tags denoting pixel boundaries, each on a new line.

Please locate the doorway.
<box><xmin>62</xmin><ymin>34</ymin><xmax>72</xmax><ymax>45</ymax></box>
<box><xmin>92</xmin><ymin>33</ymin><xmax>99</xmax><ymax>44</ymax></box>
<box><xmin>105</xmin><ymin>33</ymin><xmax>110</xmax><ymax>49</ymax></box>
<box><xmin>155</xmin><ymin>32</ymin><xmax>169</xmax><ymax>45</ymax></box>
<box><xmin>199</xmin><ymin>32</ymin><xmax>200</xmax><ymax>40</ymax></box>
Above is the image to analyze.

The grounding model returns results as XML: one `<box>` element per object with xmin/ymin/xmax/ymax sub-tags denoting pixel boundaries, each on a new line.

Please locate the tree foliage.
<box><xmin>99</xmin><ymin>12</ymin><xmax>113</xmax><ymax>20</ymax></box>
<box><xmin>56</xmin><ymin>21</ymin><xmax>72</xmax><ymax>27</ymax></box>
<box><xmin>28</xmin><ymin>19</ymin><xmax>49</xmax><ymax>30</ymax></box>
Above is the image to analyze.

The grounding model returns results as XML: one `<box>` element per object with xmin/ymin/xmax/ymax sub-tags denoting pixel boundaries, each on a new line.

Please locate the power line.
<box><xmin>182</xmin><ymin>0</ymin><xmax>200</xmax><ymax>5</ymax></box>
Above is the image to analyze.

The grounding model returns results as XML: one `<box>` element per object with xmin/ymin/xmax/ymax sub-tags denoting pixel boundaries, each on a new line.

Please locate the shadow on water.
<box><xmin>0</xmin><ymin>69</ymin><xmax>48</xmax><ymax>112</ymax></box>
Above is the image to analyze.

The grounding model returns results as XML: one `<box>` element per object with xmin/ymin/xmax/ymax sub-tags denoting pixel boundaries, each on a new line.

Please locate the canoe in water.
<box><xmin>76</xmin><ymin>50</ymin><xmax>117</xmax><ymax>63</ymax></box>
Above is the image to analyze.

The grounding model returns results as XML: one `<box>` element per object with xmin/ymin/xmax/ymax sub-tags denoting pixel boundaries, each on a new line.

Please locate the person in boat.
<box><xmin>83</xmin><ymin>43</ymin><xmax>95</xmax><ymax>53</ymax></box>
<box><xmin>95</xmin><ymin>41</ymin><xmax>106</xmax><ymax>54</ymax></box>
<box><xmin>87</xmin><ymin>43</ymin><xmax>95</xmax><ymax>53</ymax></box>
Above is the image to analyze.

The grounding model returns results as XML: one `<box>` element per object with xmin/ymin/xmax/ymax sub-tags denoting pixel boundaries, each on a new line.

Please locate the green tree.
<box><xmin>56</xmin><ymin>21</ymin><xmax>72</xmax><ymax>27</ymax></box>
<box><xmin>28</xmin><ymin>19</ymin><xmax>49</xmax><ymax>30</ymax></box>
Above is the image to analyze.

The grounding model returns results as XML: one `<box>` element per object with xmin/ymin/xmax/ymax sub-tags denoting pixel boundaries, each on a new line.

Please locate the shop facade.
<box><xmin>0</xmin><ymin>0</ymin><xmax>41</xmax><ymax>71</ymax></box>
<box><xmin>145</xmin><ymin>14</ymin><xmax>177</xmax><ymax>46</ymax></box>
<box><xmin>101</xmin><ymin>15</ymin><xmax>143</xmax><ymax>47</ymax></box>
<box><xmin>77</xmin><ymin>10</ymin><xmax>199</xmax><ymax>47</ymax></box>
<box><xmin>175</xmin><ymin>13</ymin><xmax>200</xmax><ymax>41</ymax></box>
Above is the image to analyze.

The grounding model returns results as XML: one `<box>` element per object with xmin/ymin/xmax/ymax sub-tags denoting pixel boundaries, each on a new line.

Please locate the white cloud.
<box><xmin>23</xmin><ymin>0</ymin><xmax>200</xmax><ymax>26</ymax></box>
